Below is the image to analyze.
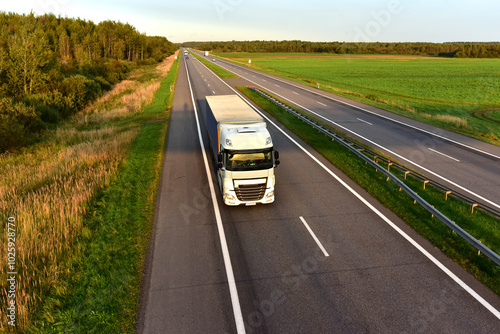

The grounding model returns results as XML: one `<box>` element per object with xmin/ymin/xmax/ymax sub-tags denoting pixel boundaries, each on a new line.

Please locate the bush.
<box><xmin>0</xmin><ymin>98</ymin><xmax>44</xmax><ymax>151</ymax></box>
<box><xmin>94</xmin><ymin>76</ymin><xmax>111</xmax><ymax>91</ymax></box>
<box><xmin>37</xmin><ymin>104</ymin><xmax>61</xmax><ymax>123</ymax></box>
<box><xmin>136</xmin><ymin>59</ymin><xmax>157</xmax><ymax>66</ymax></box>
<box><xmin>62</xmin><ymin>75</ymin><xmax>102</xmax><ymax>111</ymax></box>
<box><xmin>23</xmin><ymin>92</ymin><xmax>74</xmax><ymax>119</ymax></box>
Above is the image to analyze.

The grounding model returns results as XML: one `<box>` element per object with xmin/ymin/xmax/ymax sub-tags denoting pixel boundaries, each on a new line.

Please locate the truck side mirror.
<box><xmin>218</xmin><ymin>153</ymin><xmax>223</xmax><ymax>168</ymax></box>
<box><xmin>274</xmin><ymin>151</ymin><xmax>280</xmax><ymax>166</ymax></box>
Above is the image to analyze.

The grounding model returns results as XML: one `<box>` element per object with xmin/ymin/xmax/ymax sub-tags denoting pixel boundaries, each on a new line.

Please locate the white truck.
<box><xmin>205</xmin><ymin>95</ymin><xmax>279</xmax><ymax>206</ymax></box>
<box><xmin>204</xmin><ymin>51</ymin><xmax>209</xmax><ymax>56</ymax></box>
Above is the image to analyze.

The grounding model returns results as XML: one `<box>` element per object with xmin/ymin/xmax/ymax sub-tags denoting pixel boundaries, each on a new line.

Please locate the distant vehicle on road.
<box><xmin>212</xmin><ymin>58</ymin><xmax>216</xmax><ymax>62</ymax></box>
<box><xmin>205</xmin><ymin>95</ymin><xmax>279</xmax><ymax>206</ymax></box>
<box><xmin>204</xmin><ymin>51</ymin><xmax>209</xmax><ymax>56</ymax></box>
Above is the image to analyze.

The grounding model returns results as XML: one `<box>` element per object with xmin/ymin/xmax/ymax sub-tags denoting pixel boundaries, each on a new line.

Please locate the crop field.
<box><xmin>217</xmin><ymin>53</ymin><xmax>500</xmax><ymax>144</ymax></box>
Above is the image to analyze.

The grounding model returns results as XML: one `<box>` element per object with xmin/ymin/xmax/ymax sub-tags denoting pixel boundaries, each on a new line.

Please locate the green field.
<box><xmin>217</xmin><ymin>53</ymin><xmax>500</xmax><ymax>144</ymax></box>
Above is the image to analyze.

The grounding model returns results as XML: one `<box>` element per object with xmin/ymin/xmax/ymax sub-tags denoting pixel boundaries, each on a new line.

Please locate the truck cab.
<box><xmin>218</xmin><ymin>125</ymin><xmax>278</xmax><ymax>205</ymax></box>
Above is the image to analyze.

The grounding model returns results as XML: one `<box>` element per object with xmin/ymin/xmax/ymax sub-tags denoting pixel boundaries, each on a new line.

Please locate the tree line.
<box><xmin>183</xmin><ymin>40</ymin><xmax>500</xmax><ymax>58</ymax></box>
<box><xmin>0</xmin><ymin>11</ymin><xmax>177</xmax><ymax>151</ymax></box>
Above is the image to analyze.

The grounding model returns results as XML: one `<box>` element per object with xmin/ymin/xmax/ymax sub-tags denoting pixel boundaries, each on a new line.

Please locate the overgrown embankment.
<box><xmin>0</xmin><ymin>51</ymin><xmax>179</xmax><ymax>333</ymax></box>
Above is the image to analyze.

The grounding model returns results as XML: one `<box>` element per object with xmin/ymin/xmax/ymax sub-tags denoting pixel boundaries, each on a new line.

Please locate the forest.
<box><xmin>184</xmin><ymin>40</ymin><xmax>500</xmax><ymax>58</ymax></box>
<box><xmin>0</xmin><ymin>11</ymin><xmax>177</xmax><ymax>151</ymax></box>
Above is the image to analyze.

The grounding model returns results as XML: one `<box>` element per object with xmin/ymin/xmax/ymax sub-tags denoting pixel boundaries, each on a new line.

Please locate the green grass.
<box><xmin>222</xmin><ymin>53</ymin><xmax>500</xmax><ymax>145</ymax></box>
<box><xmin>25</xmin><ymin>57</ymin><xmax>180</xmax><ymax>333</ymax></box>
<box><xmin>190</xmin><ymin>51</ymin><xmax>239</xmax><ymax>79</ymax></box>
<box><xmin>238</xmin><ymin>86</ymin><xmax>500</xmax><ymax>295</ymax></box>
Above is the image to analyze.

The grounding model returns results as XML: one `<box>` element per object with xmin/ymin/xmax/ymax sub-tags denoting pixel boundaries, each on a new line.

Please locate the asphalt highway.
<box><xmin>137</xmin><ymin>50</ymin><xmax>500</xmax><ymax>333</ymax></box>
<box><xmin>192</xmin><ymin>50</ymin><xmax>500</xmax><ymax>212</ymax></box>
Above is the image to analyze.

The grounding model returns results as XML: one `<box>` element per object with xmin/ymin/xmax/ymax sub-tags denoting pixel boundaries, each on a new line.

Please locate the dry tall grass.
<box><xmin>0</xmin><ymin>129</ymin><xmax>138</xmax><ymax>327</ymax></box>
<box><xmin>0</xmin><ymin>51</ymin><xmax>178</xmax><ymax>331</ymax></box>
<box><xmin>423</xmin><ymin>113</ymin><xmax>468</xmax><ymax>128</ymax></box>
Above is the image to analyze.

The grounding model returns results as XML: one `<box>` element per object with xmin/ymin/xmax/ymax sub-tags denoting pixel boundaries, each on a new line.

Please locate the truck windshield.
<box><xmin>225</xmin><ymin>149</ymin><xmax>273</xmax><ymax>171</ymax></box>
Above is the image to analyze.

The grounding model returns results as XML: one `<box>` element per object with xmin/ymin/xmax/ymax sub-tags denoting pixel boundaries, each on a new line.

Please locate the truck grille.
<box><xmin>235</xmin><ymin>183</ymin><xmax>266</xmax><ymax>201</ymax></box>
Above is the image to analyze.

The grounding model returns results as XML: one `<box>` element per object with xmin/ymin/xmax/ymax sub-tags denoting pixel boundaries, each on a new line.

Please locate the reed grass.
<box><xmin>0</xmin><ymin>51</ymin><xmax>179</xmax><ymax>332</ymax></box>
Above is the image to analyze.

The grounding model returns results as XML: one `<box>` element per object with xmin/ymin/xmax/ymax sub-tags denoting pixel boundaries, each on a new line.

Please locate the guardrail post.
<box><xmin>471</xmin><ymin>203</ymin><xmax>478</xmax><ymax>214</ymax></box>
<box><xmin>478</xmin><ymin>240</ymin><xmax>482</xmax><ymax>255</ymax></box>
<box><xmin>404</xmin><ymin>171</ymin><xmax>410</xmax><ymax>180</ymax></box>
<box><xmin>445</xmin><ymin>191</ymin><xmax>452</xmax><ymax>201</ymax></box>
<box><xmin>423</xmin><ymin>180</ymin><xmax>429</xmax><ymax>189</ymax></box>
<box><xmin>387</xmin><ymin>162</ymin><xmax>393</xmax><ymax>172</ymax></box>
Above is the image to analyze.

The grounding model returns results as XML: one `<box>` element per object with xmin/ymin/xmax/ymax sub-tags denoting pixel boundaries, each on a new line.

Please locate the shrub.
<box><xmin>0</xmin><ymin>98</ymin><xmax>44</xmax><ymax>151</ymax></box>
<box><xmin>23</xmin><ymin>92</ymin><xmax>74</xmax><ymax>119</ymax></box>
<box><xmin>62</xmin><ymin>75</ymin><xmax>102</xmax><ymax>111</ymax></box>
<box><xmin>37</xmin><ymin>104</ymin><xmax>61</xmax><ymax>123</ymax></box>
<box><xmin>94</xmin><ymin>76</ymin><xmax>112</xmax><ymax>91</ymax></box>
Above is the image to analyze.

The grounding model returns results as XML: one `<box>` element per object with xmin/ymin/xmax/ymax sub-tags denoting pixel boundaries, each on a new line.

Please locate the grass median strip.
<box><xmin>238</xmin><ymin>86</ymin><xmax>500</xmax><ymax>296</ymax></box>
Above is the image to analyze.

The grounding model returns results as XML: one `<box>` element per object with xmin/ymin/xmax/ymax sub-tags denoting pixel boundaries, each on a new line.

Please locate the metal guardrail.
<box><xmin>248</xmin><ymin>86</ymin><xmax>500</xmax><ymax>266</ymax></box>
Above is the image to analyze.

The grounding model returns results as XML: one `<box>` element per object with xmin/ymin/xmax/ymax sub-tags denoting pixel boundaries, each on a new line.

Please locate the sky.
<box><xmin>2</xmin><ymin>0</ymin><xmax>499</xmax><ymax>43</ymax></box>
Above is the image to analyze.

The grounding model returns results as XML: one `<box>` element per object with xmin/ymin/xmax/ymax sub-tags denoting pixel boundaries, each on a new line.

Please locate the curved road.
<box><xmin>137</xmin><ymin>50</ymin><xmax>500</xmax><ymax>333</ymax></box>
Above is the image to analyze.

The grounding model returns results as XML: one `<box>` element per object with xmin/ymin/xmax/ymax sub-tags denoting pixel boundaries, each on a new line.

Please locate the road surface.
<box><xmin>136</xmin><ymin>50</ymin><xmax>500</xmax><ymax>334</ymax></box>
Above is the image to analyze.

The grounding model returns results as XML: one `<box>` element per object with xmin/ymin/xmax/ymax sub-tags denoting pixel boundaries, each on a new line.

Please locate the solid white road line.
<box><xmin>428</xmin><ymin>148</ymin><xmax>460</xmax><ymax>162</ymax></box>
<box><xmin>357</xmin><ymin>118</ymin><xmax>373</xmax><ymax>126</ymax></box>
<box><xmin>184</xmin><ymin>60</ymin><xmax>246</xmax><ymax>334</ymax></box>
<box><xmin>299</xmin><ymin>217</ymin><xmax>329</xmax><ymax>257</ymax></box>
<box><xmin>196</xmin><ymin>59</ymin><xmax>500</xmax><ymax>320</ymax></box>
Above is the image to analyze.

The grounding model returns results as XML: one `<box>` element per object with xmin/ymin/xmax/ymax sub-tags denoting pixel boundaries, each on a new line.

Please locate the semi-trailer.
<box><xmin>205</xmin><ymin>95</ymin><xmax>279</xmax><ymax>206</ymax></box>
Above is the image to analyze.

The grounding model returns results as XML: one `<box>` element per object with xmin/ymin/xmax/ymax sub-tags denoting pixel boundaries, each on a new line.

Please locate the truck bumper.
<box><xmin>223</xmin><ymin>187</ymin><xmax>274</xmax><ymax>206</ymax></box>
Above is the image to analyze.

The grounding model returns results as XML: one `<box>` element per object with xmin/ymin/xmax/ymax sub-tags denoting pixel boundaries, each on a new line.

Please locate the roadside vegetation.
<box><xmin>238</xmin><ymin>86</ymin><xmax>500</xmax><ymax>296</ymax></box>
<box><xmin>222</xmin><ymin>53</ymin><xmax>500</xmax><ymax>145</ymax></box>
<box><xmin>0</xmin><ymin>51</ymin><xmax>179</xmax><ymax>332</ymax></box>
<box><xmin>0</xmin><ymin>11</ymin><xmax>177</xmax><ymax>152</ymax></box>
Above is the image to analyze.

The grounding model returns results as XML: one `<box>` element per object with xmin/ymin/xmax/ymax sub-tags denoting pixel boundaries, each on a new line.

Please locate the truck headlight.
<box><xmin>267</xmin><ymin>176</ymin><xmax>275</xmax><ymax>187</ymax></box>
<box><xmin>266</xmin><ymin>191</ymin><xmax>274</xmax><ymax>198</ymax></box>
<box><xmin>224</xmin><ymin>179</ymin><xmax>233</xmax><ymax>191</ymax></box>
